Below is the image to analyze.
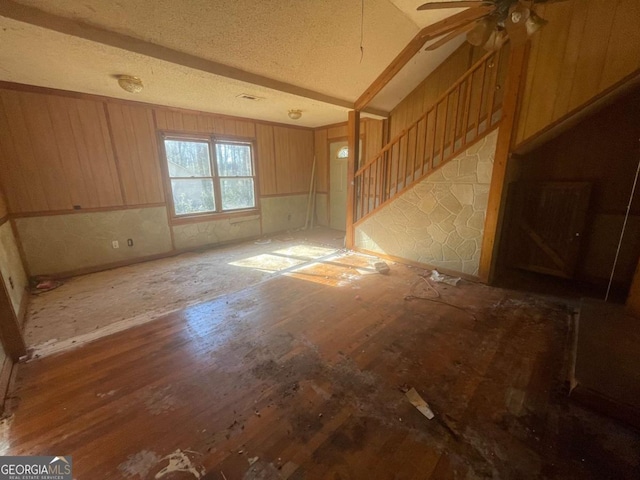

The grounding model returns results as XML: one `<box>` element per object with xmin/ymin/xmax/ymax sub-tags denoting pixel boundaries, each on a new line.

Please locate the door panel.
<box><xmin>506</xmin><ymin>181</ymin><xmax>591</xmax><ymax>278</ymax></box>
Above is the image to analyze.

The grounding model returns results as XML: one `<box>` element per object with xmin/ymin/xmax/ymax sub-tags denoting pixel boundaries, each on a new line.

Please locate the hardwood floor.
<box><xmin>2</xmin><ymin>253</ymin><xmax>638</xmax><ymax>479</ymax></box>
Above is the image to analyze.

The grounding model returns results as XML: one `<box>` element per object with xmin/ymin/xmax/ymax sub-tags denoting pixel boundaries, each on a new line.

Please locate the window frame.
<box><xmin>160</xmin><ymin>132</ymin><xmax>259</xmax><ymax>223</ymax></box>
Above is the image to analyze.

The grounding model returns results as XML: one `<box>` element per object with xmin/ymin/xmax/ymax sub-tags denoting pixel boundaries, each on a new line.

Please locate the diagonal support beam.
<box><xmin>354</xmin><ymin>5</ymin><xmax>494</xmax><ymax>111</ymax></box>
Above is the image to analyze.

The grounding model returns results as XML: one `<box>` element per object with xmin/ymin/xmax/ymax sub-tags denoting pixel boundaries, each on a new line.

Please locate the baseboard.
<box><xmin>352</xmin><ymin>247</ymin><xmax>481</xmax><ymax>283</ymax></box>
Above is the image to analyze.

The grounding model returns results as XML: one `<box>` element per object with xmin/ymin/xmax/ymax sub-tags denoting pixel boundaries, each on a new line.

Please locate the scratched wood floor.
<box><xmin>2</xmin><ymin>252</ymin><xmax>639</xmax><ymax>479</ymax></box>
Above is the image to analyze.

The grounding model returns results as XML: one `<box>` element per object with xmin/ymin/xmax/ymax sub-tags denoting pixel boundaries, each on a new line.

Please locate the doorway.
<box><xmin>329</xmin><ymin>141</ymin><xmax>348</xmax><ymax>231</ymax></box>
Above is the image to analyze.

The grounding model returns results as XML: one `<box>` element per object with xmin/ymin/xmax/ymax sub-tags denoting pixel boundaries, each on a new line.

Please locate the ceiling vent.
<box><xmin>236</xmin><ymin>93</ymin><xmax>263</xmax><ymax>101</ymax></box>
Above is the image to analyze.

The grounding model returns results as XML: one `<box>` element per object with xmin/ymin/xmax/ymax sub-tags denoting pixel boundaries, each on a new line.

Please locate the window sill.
<box><xmin>170</xmin><ymin>209</ymin><xmax>260</xmax><ymax>226</ymax></box>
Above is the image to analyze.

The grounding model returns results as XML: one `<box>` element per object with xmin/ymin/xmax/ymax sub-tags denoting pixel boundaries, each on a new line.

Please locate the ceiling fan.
<box><xmin>418</xmin><ymin>0</ymin><xmax>564</xmax><ymax>51</ymax></box>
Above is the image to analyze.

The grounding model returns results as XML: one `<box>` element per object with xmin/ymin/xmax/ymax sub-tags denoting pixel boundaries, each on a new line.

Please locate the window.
<box><xmin>336</xmin><ymin>146</ymin><xmax>349</xmax><ymax>159</ymax></box>
<box><xmin>163</xmin><ymin>136</ymin><xmax>256</xmax><ymax>217</ymax></box>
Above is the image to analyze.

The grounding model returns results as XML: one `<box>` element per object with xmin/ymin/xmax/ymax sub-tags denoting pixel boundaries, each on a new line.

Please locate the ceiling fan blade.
<box><xmin>425</xmin><ymin>22</ymin><xmax>475</xmax><ymax>50</ymax></box>
<box><xmin>417</xmin><ymin>1</ymin><xmax>493</xmax><ymax>11</ymax></box>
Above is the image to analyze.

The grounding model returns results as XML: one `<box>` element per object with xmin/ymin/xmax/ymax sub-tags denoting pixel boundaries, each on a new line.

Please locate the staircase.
<box><xmin>354</xmin><ymin>45</ymin><xmax>509</xmax><ymax>223</ymax></box>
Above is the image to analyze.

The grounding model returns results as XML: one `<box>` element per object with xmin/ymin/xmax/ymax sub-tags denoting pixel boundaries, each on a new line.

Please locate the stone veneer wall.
<box><xmin>15</xmin><ymin>207</ymin><xmax>172</xmax><ymax>275</ymax></box>
<box><xmin>172</xmin><ymin>215</ymin><xmax>261</xmax><ymax>250</ymax></box>
<box><xmin>13</xmin><ymin>194</ymin><xmax>316</xmax><ymax>276</ymax></box>
<box><xmin>355</xmin><ymin>129</ymin><xmax>498</xmax><ymax>276</ymax></box>
<box><xmin>0</xmin><ymin>221</ymin><xmax>28</xmax><ymax>314</ymax></box>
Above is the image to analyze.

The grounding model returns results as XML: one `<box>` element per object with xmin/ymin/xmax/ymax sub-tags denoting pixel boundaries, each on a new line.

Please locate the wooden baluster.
<box><xmin>438</xmin><ymin>93</ymin><xmax>450</xmax><ymax>167</ymax></box>
<box><xmin>392</xmin><ymin>140</ymin><xmax>400</xmax><ymax>196</ymax></box>
<box><xmin>413</xmin><ymin>120</ymin><xmax>420</xmax><ymax>182</ymax></box>
<box><xmin>429</xmin><ymin>102</ymin><xmax>440</xmax><ymax>170</ymax></box>
<box><xmin>373</xmin><ymin>159</ymin><xmax>379</xmax><ymax>210</ymax></box>
<box><xmin>474</xmin><ymin>60</ymin><xmax>488</xmax><ymax>138</ymax></box>
<box><xmin>416</xmin><ymin>116</ymin><xmax>426</xmax><ymax>181</ymax></box>
<box><xmin>399</xmin><ymin>132</ymin><xmax>407</xmax><ymax>192</ymax></box>
<box><xmin>485</xmin><ymin>50</ymin><xmax>500</xmax><ymax>130</ymax></box>
<box><xmin>450</xmin><ymin>83</ymin><xmax>461</xmax><ymax>159</ymax></box>
<box><xmin>461</xmin><ymin>74</ymin><xmax>474</xmax><ymax>148</ymax></box>
<box><xmin>359</xmin><ymin>170</ymin><xmax>365</xmax><ymax>221</ymax></box>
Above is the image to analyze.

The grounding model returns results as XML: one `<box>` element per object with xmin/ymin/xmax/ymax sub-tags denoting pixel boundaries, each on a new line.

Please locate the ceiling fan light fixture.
<box><xmin>288</xmin><ymin>109</ymin><xmax>302</xmax><ymax>120</ymax></box>
<box><xmin>467</xmin><ymin>17</ymin><xmax>496</xmax><ymax>47</ymax></box>
<box><xmin>117</xmin><ymin>75</ymin><xmax>143</xmax><ymax>94</ymax></box>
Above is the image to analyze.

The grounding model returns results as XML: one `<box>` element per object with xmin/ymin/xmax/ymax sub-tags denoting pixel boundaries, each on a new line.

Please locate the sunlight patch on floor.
<box><xmin>228</xmin><ymin>244</ymin><xmax>338</xmax><ymax>273</ymax></box>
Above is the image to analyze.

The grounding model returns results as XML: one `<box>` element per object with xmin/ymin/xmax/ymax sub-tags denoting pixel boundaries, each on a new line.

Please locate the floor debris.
<box><xmin>429</xmin><ymin>269</ymin><xmax>461</xmax><ymax>286</ymax></box>
<box><xmin>154</xmin><ymin>449</ymin><xmax>204</xmax><ymax>479</ymax></box>
<box><xmin>405</xmin><ymin>387</ymin><xmax>435</xmax><ymax>420</ymax></box>
<box><xmin>373</xmin><ymin>261</ymin><xmax>390</xmax><ymax>274</ymax></box>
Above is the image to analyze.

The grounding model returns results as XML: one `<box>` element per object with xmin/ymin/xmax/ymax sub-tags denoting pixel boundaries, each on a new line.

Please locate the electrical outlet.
<box><xmin>287</xmin><ymin>213</ymin><xmax>292</xmax><ymax>221</ymax></box>
<box><xmin>112</xmin><ymin>240</ymin><xmax>119</xmax><ymax>249</ymax></box>
<box><xmin>127</xmin><ymin>238</ymin><xmax>134</xmax><ymax>247</ymax></box>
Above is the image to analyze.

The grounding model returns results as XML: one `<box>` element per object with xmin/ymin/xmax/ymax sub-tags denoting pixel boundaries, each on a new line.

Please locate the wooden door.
<box><xmin>506</xmin><ymin>181</ymin><xmax>591</xmax><ymax>278</ymax></box>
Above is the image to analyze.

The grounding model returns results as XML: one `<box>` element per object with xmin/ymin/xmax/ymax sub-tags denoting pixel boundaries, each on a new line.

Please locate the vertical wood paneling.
<box><xmin>314</xmin><ymin>129</ymin><xmax>329</xmax><ymax>193</ymax></box>
<box><xmin>273</xmin><ymin>127</ymin><xmax>292</xmax><ymax>193</ymax></box>
<box><xmin>107</xmin><ymin>104</ymin><xmax>165</xmax><ymax>205</ymax></box>
<box><xmin>256</xmin><ymin>124</ymin><xmax>277</xmax><ymax>195</ymax></box>
<box><xmin>363</xmin><ymin>119</ymin><xmax>384</xmax><ymax>166</ymax></box>
<box><xmin>389</xmin><ymin>43</ymin><xmax>479</xmax><ymax>138</ymax></box>
<box><xmin>327</xmin><ymin>124</ymin><xmax>348</xmax><ymax>139</ymax></box>
<box><xmin>601</xmin><ymin>0</ymin><xmax>640</xmax><ymax>89</ymax></box>
<box><xmin>0</xmin><ymin>187</ymin><xmax>7</xmax><ymax>219</ymax></box>
<box><xmin>0</xmin><ymin>85</ymin><xmax>316</xmax><ymax>216</ymax></box>
<box><xmin>272</xmin><ymin>127</ymin><xmax>314</xmax><ymax>195</ymax></box>
<box><xmin>290</xmin><ymin>129</ymin><xmax>314</xmax><ymax>194</ymax></box>
<box><xmin>0</xmin><ymin>90</ymin><xmax>122</xmax><ymax>213</ymax></box>
<box><xmin>515</xmin><ymin>0</ymin><xmax>640</xmax><ymax>146</ymax></box>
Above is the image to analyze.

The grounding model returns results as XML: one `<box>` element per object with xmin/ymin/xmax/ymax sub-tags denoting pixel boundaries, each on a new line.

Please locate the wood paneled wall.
<box><xmin>0</xmin><ymin>84</ymin><xmax>316</xmax><ymax>217</ymax></box>
<box><xmin>0</xmin><ymin>90</ymin><xmax>122</xmax><ymax>213</ymax></box>
<box><xmin>388</xmin><ymin>43</ymin><xmax>485</xmax><ymax>138</ymax></box>
<box><xmin>106</xmin><ymin>104</ymin><xmax>165</xmax><ymax>205</ymax></box>
<box><xmin>154</xmin><ymin>109</ymin><xmax>256</xmax><ymax>138</ymax></box>
<box><xmin>0</xmin><ymin>188</ymin><xmax>7</xmax><ymax>220</ymax></box>
<box><xmin>515</xmin><ymin>0</ymin><xmax>640</xmax><ymax>146</ymax></box>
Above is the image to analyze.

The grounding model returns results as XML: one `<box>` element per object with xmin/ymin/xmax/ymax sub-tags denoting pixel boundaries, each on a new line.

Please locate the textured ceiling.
<box><xmin>0</xmin><ymin>0</ymin><xmax>474</xmax><ymax>126</ymax></box>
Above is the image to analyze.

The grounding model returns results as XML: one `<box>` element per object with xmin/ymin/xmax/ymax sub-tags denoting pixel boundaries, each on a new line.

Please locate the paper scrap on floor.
<box><xmin>406</xmin><ymin>387</ymin><xmax>435</xmax><ymax>419</ymax></box>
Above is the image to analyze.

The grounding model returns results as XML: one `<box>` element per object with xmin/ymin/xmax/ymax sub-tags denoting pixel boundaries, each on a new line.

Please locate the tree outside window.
<box><xmin>163</xmin><ymin>137</ymin><xmax>256</xmax><ymax>217</ymax></box>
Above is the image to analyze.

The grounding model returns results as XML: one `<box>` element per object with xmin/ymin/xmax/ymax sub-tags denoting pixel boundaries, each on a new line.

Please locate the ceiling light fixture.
<box><xmin>117</xmin><ymin>75</ymin><xmax>144</xmax><ymax>93</ymax></box>
<box><xmin>288</xmin><ymin>109</ymin><xmax>302</xmax><ymax>120</ymax></box>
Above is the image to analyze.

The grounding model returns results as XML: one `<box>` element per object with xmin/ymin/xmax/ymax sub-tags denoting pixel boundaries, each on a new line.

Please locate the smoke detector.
<box><xmin>117</xmin><ymin>75</ymin><xmax>143</xmax><ymax>94</ymax></box>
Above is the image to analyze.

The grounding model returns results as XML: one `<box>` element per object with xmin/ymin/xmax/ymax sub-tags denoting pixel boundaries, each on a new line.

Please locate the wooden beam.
<box><xmin>0</xmin><ymin>0</ymin><xmax>387</xmax><ymax>118</ymax></box>
<box><xmin>478</xmin><ymin>43</ymin><xmax>530</xmax><ymax>283</ymax></box>
<box><xmin>0</xmin><ymin>278</ymin><xmax>27</xmax><ymax>362</ymax></box>
<box><xmin>354</xmin><ymin>6</ymin><xmax>493</xmax><ymax>111</ymax></box>
<box><xmin>345</xmin><ymin>110</ymin><xmax>361</xmax><ymax>249</ymax></box>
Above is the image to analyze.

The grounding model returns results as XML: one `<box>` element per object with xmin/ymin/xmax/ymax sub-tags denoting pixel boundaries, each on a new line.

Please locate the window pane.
<box><xmin>165</xmin><ymin>140</ymin><xmax>211</xmax><ymax>177</ymax></box>
<box><xmin>215</xmin><ymin>143</ymin><xmax>252</xmax><ymax>177</ymax></box>
<box><xmin>171</xmin><ymin>179</ymin><xmax>215</xmax><ymax>215</ymax></box>
<box><xmin>220</xmin><ymin>178</ymin><xmax>255</xmax><ymax>210</ymax></box>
